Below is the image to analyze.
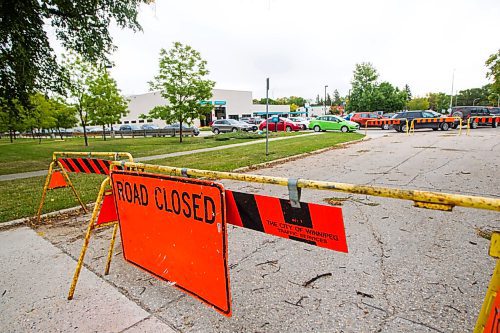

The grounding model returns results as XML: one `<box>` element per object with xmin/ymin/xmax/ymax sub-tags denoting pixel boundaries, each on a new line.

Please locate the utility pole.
<box><xmin>449</xmin><ymin>69</ymin><xmax>455</xmax><ymax>111</ymax></box>
<box><xmin>266</xmin><ymin>78</ymin><xmax>269</xmax><ymax>157</ymax></box>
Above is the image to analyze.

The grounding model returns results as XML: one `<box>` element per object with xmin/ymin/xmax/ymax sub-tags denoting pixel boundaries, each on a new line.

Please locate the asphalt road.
<box><xmin>3</xmin><ymin>127</ymin><xmax>499</xmax><ymax>332</ymax></box>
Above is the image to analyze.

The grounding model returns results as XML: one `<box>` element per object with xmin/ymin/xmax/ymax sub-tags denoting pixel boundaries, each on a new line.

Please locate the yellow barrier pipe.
<box><xmin>104</xmin><ymin>224</ymin><xmax>118</xmax><ymax>275</ymax></box>
<box><xmin>36</xmin><ymin>161</ymin><xmax>56</xmax><ymax>225</ymax></box>
<box><xmin>68</xmin><ymin>177</ymin><xmax>110</xmax><ymax>300</ymax></box>
<box><xmin>52</xmin><ymin>151</ymin><xmax>134</xmax><ymax>161</ymax></box>
<box><xmin>474</xmin><ymin>260</ymin><xmax>499</xmax><ymax>332</ymax></box>
<box><xmin>111</xmin><ymin>162</ymin><xmax>500</xmax><ymax>212</ymax></box>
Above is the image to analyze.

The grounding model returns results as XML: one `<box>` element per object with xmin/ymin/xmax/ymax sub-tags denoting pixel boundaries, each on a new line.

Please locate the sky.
<box><xmin>104</xmin><ymin>0</ymin><xmax>500</xmax><ymax>100</ymax></box>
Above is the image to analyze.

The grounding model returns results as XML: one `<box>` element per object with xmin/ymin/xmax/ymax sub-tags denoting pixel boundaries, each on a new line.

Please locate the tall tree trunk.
<box><xmin>82</xmin><ymin>123</ymin><xmax>88</xmax><ymax>146</ymax></box>
<box><xmin>78</xmin><ymin>105</ymin><xmax>89</xmax><ymax>147</ymax></box>
<box><xmin>31</xmin><ymin>128</ymin><xmax>36</xmax><ymax>140</ymax></box>
<box><xmin>38</xmin><ymin>129</ymin><xmax>42</xmax><ymax>144</ymax></box>
<box><xmin>9</xmin><ymin>129</ymin><xmax>13</xmax><ymax>143</ymax></box>
<box><xmin>103</xmin><ymin>125</ymin><xmax>106</xmax><ymax>141</ymax></box>
<box><xmin>179</xmin><ymin>118</ymin><xmax>183</xmax><ymax>143</ymax></box>
<box><xmin>58</xmin><ymin>127</ymin><xmax>63</xmax><ymax>140</ymax></box>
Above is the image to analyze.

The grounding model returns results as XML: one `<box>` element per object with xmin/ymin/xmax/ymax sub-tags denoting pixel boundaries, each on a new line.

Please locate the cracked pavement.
<box><xmin>4</xmin><ymin>127</ymin><xmax>499</xmax><ymax>332</ymax></box>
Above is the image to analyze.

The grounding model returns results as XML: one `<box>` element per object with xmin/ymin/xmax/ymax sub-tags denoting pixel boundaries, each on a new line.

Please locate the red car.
<box><xmin>350</xmin><ymin>112</ymin><xmax>389</xmax><ymax>129</ymax></box>
<box><xmin>258</xmin><ymin>117</ymin><xmax>302</xmax><ymax>132</ymax></box>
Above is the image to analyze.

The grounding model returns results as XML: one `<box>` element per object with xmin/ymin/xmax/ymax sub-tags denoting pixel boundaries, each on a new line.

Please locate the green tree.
<box><xmin>0</xmin><ymin>98</ymin><xmax>26</xmax><ymax>142</ymax></box>
<box><xmin>85</xmin><ymin>70</ymin><xmax>128</xmax><ymax>140</ymax></box>
<box><xmin>253</xmin><ymin>98</ymin><xmax>278</xmax><ymax>105</ymax></box>
<box><xmin>485</xmin><ymin>49</ymin><xmax>500</xmax><ymax>104</ymax></box>
<box><xmin>62</xmin><ymin>53</ymin><xmax>99</xmax><ymax>146</ymax></box>
<box><xmin>374</xmin><ymin>82</ymin><xmax>407</xmax><ymax>112</ymax></box>
<box><xmin>288</xmin><ymin>96</ymin><xmax>306</xmax><ymax>107</ymax></box>
<box><xmin>51</xmin><ymin>98</ymin><xmax>78</xmax><ymax>139</ymax></box>
<box><xmin>1</xmin><ymin>0</ymin><xmax>149</xmax><ymax>128</ymax></box>
<box><xmin>407</xmin><ymin>97</ymin><xmax>430</xmax><ymax>110</ymax></box>
<box><xmin>427</xmin><ymin>93</ymin><xmax>450</xmax><ymax>113</ymax></box>
<box><xmin>148</xmin><ymin>42</ymin><xmax>215</xmax><ymax>143</ymax></box>
<box><xmin>404</xmin><ymin>84</ymin><xmax>412</xmax><ymax>101</ymax></box>
<box><xmin>25</xmin><ymin>93</ymin><xmax>57</xmax><ymax>143</ymax></box>
<box><xmin>455</xmin><ymin>86</ymin><xmax>490</xmax><ymax>106</ymax></box>
<box><xmin>347</xmin><ymin>62</ymin><xmax>379</xmax><ymax>112</ymax></box>
<box><xmin>332</xmin><ymin>89</ymin><xmax>342</xmax><ymax>106</ymax></box>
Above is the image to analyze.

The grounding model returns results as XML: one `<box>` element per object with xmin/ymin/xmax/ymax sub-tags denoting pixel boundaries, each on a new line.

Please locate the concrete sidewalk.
<box><xmin>0</xmin><ymin>227</ymin><xmax>175</xmax><ymax>333</ymax></box>
<box><xmin>0</xmin><ymin>132</ymin><xmax>321</xmax><ymax>182</ymax></box>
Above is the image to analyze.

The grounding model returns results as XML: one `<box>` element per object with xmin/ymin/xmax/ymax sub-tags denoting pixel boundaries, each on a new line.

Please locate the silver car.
<box><xmin>211</xmin><ymin>119</ymin><xmax>254</xmax><ymax>134</ymax></box>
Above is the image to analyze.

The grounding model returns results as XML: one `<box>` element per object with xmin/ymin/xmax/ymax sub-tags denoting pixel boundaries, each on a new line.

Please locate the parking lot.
<box><xmin>2</xmin><ymin>127</ymin><xmax>496</xmax><ymax>332</ymax></box>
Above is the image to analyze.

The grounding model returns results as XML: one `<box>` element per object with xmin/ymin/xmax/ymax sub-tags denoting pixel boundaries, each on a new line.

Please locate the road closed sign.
<box><xmin>110</xmin><ymin>170</ymin><xmax>231</xmax><ymax>316</ymax></box>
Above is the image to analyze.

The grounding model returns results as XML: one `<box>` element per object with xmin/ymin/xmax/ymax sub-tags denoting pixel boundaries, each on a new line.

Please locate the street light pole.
<box><xmin>265</xmin><ymin>78</ymin><xmax>269</xmax><ymax>157</ymax></box>
<box><xmin>324</xmin><ymin>85</ymin><xmax>328</xmax><ymax>115</ymax></box>
<box><xmin>472</xmin><ymin>98</ymin><xmax>480</xmax><ymax>106</ymax></box>
<box><xmin>449</xmin><ymin>69</ymin><xmax>455</xmax><ymax>111</ymax></box>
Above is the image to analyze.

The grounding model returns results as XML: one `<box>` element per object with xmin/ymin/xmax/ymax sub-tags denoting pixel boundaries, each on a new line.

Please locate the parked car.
<box><xmin>450</xmin><ymin>106</ymin><xmax>497</xmax><ymax>129</ymax></box>
<box><xmin>141</xmin><ymin>124</ymin><xmax>160</xmax><ymax>130</ymax></box>
<box><xmin>288</xmin><ymin>117</ymin><xmax>309</xmax><ymax>130</ymax></box>
<box><xmin>211</xmin><ymin>119</ymin><xmax>254</xmax><ymax>134</ymax></box>
<box><xmin>488</xmin><ymin>107</ymin><xmax>500</xmax><ymax>115</ymax></box>
<box><xmin>343</xmin><ymin>113</ymin><xmax>354</xmax><ymax>121</ymax></box>
<box><xmin>427</xmin><ymin>111</ymin><xmax>446</xmax><ymax>118</ymax></box>
<box><xmin>258</xmin><ymin>117</ymin><xmax>302</xmax><ymax>132</ymax></box>
<box><xmin>308</xmin><ymin>115</ymin><xmax>359</xmax><ymax>133</ymax></box>
<box><xmin>119</xmin><ymin>124</ymin><xmax>141</xmax><ymax>131</ymax></box>
<box><xmin>87</xmin><ymin>126</ymin><xmax>111</xmax><ymax>133</ymax></box>
<box><xmin>240</xmin><ymin>117</ymin><xmax>262</xmax><ymax>125</ymax></box>
<box><xmin>392</xmin><ymin>111</ymin><xmax>454</xmax><ymax>132</ymax></box>
<box><xmin>164</xmin><ymin>123</ymin><xmax>200</xmax><ymax>136</ymax></box>
<box><xmin>350</xmin><ymin>112</ymin><xmax>390</xmax><ymax>129</ymax></box>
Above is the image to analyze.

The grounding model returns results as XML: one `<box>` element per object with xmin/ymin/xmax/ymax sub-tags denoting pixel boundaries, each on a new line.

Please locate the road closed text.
<box><xmin>114</xmin><ymin>179</ymin><xmax>217</xmax><ymax>224</ymax></box>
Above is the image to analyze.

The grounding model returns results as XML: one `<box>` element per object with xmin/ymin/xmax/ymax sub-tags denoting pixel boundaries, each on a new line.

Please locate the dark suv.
<box><xmin>450</xmin><ymin>106</ymin><xmax>496</xmax><ymax>129</ymax></box>
<box><xmin>393</xmin><ymin>111</ymin><xmax>454</xmax><ymax>132</ymax></box>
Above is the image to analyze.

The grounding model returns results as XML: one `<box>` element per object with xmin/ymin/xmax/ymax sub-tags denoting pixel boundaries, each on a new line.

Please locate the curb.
<box><xmin>233</xmin><ymin>136</ymin><xmax>369</xmax><ymax>173</ymax></box>
<box><xmin>0</xmin><ymin>204</ymin><xmax>93</xmax><ymax>231</ymax></box>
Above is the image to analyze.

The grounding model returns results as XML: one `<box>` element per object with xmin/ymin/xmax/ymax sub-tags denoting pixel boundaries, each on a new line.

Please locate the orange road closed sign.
<box><xmin>110</xmin><ymin>171</ymin><xmax>231</xmax><ymax>316</ymax></box>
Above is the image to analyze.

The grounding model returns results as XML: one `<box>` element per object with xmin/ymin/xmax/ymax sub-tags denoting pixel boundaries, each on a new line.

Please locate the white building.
<box><xmin>121</xmin><ymin>89</ymin><xmax>290</xmax><ymax>128</ymax></box>
<box><xmin>296</xmin><ymin>105</ymin><xmax>330</xmax><ymax>117</ymax></box>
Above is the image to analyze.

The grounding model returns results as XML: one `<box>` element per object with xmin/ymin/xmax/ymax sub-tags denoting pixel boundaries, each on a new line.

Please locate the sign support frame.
<box><xmin>67</xmin><ymin>177</ymin><xmax>119</xmax><ymax>300</ymax></box>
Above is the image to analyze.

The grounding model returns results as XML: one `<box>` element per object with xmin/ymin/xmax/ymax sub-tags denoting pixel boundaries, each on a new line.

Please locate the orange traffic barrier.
<box><xmin>466</xmin><ymin>116</ymin><xmax>500</xmax><ymax>135</ymax></box>
<box><xmin>364</xmin><ymin>118</ymin><xmax>406</xmax><ymax>135</ymax></box>
<box><xmin>36</xmin><ymin>151</ymin><xmax>134</xmax><ymax>225</ymax></box>
<box><xmin>48</xmin><ymin>170</ymin><xmax>68</xmax><ymax>189</ymax></box>
<box><xmin>409</xmin><ymin>117</ymin><xmax>462</xmax><ymax>135</ymax></box>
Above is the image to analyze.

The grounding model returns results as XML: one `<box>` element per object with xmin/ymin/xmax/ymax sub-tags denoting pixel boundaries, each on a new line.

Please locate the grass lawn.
<box><xmin>148</xmin><ymin>132</ymin><xmax>362</xmax><ymax>170</ymax></box>
<box><xmin>0</xmin><ymin>131</ymin><xmax>301</xmax><ymax>175</ymax></box>
<box><xmin>0</xmin><ymin>132</ymin><xmax>363</xmax><ymax>223</ymax></box>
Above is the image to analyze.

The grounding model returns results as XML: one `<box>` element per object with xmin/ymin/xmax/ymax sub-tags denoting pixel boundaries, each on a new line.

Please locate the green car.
<box><xmin>308</xmin><ymin>115</ymin><xmax>360</xmax><ymax>133</ymax></box>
